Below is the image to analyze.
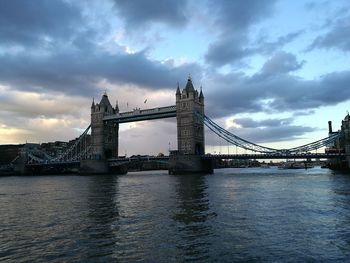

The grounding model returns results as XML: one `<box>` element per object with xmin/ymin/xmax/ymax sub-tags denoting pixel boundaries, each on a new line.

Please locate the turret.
<box><xmin>99</xmin><ymin>92</ymin><xmax>114</xmax><ymax>114</ymax></box>
<box><xmin>176</xmin><ymin>82</ymin><xmax>181</xmax><ymax>101</ymax></box>
<box><xmin>199</xmin><ymin>86</ymin><xmax>204</xmax><ymax>103</ymax></box>
<box><xmin>91</xmin><ymin>98</ymin><xmax>95</xmax><ymax>110</ymax></box>
<box><xmin>185</xmin><ymin>75</ymin><xmax>194</xmax><ymax>92</ymax></box>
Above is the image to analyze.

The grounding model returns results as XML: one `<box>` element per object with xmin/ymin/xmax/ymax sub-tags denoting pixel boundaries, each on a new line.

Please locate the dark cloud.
<box><xmin>308</xmin><ymin>15</ymin><xmax>350</xmax><ymax>52</ymax></box>
<box><xmin>229</xmin><ymin>124</ymin><xmax>316</xmax><ymax>143</ymax></box>
<box><xmin>253</xmin><ymin>31</ymin><xmax>304</xmax><ymax>55</ymax></box>
<box><xmin>230</xmin><ymin>116</ymin><xmax>316</xmax><ymax>143</ymax></box>
<box><xmin>0</xmin><ymin>49</ymin><xmax>201</xmax><ymax>97</ymax></box>
<box><xmin>261</xmin><ymin>51</ymin><xmax>304</xmax><ymax>74</ymax></box>
<box><xmin>293</xmin><ymin>110</ymin><xmax>315</xmax><ymax>117</ymax></box>
<box><xmin>233</xmin><ymin>117</ymin><xmax>293</xmax><ymax>128</ymax></box>
<box><xmin>205</xmin><ymin>35</ymin><xmax>251</xmax><ymax>66</ymax></box>
<box><xmin>0</xmin><ymin>0</ymin><xmax>83</xmax><ymax>46</ymax></box>
<box><xmin>204</xmin><ymin>52</ymin><xmax>350</xmax><ymax>118</ymax></box>
<box><xmin>205</xmin><ymin>117</ymin><xmax>315</xmax><ymax>145</ymax></box>
<box><xmin>204</xmin><ymin>0</ymin><xmax>279</xmax><ymax>66</ymax></box>
<box><xmin>112</xmin><ymin>0</ymin><xmax>189</xmax><ymax>29</ymax></box>
<box><xmin>207</xmin><ymin>0</ymin><xmax>277</xmax><ymax>31</ymax></box>
<box><xmin>205</xmin><ymin>30</ymin><xmax>303</xmax><ymax>66</ymax></box>
<box><xmin>0</xmin><ymin>0</ymin><xmax>201</xmax><ymax>106</ymax></box>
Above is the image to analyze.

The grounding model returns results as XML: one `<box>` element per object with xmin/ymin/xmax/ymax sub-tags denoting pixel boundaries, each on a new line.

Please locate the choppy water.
<box><xmin>1</xmin><ymin>167</ymin><xmax>350</xmax><ymax>262</ymax></box>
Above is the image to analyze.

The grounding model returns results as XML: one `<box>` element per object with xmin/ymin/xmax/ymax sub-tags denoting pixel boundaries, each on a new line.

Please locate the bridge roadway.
<box><xmin>26</xmin><ymin>153</ymin><xmax>345</xmax><ymax>168</ymax></box>
<box><xmin>107</xmin><ymin>152</ymin><xmax>345</xmax><ymax>166</ymax></box>
<box><xmin>103</xmin><ymin>105</ymin><xmax>176</xmax><ymax>123</ymax></box>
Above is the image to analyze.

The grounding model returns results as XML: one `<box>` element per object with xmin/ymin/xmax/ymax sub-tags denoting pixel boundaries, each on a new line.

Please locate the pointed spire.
<box><xmin>199</xmin><ymin>86</ymin><xmax>203</xmax><ymax>98</ymax></box>
<box><xmin>91</xmin><ymin>97</ymin><xmax>95</xmax><ymax>108</ymax></box>
<box><xmin>185</xmin><ymin>75</ymin><xmax>195</xmax><ymax>92</ymax></box>
<box><xmin>176</xmin><ymin>82</ymin><xmax>180</xmax><ymax>95</ymax></box>
<box><xmin>99</xmin><ymin>91</ymin><xmax>112</xmax><ymax>108</ymax></box>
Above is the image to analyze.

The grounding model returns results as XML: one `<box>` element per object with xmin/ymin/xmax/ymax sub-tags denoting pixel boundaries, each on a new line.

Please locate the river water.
<box><xmin>1</xmin><ymin>167</ymin><xmax>350</xmax><ymax>262</ymax></box>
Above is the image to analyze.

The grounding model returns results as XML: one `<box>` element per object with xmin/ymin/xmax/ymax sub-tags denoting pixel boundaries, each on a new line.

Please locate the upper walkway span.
<box><xmin>103</xmin><ymin>105</ymin><xmax>176</xmax><ymax>123</ymax></box>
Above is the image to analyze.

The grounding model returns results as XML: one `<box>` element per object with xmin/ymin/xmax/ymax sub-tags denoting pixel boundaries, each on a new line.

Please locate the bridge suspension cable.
<box><xmin>197</xmin><ymin>113</ymin><xmax>341</xmax><ymax>154</ymax></box>
<box><xmin>26</xmin><ymin>125</ymin><xmax>91</xmax><ymax>164</ymax></box>
<box><xmin>50</xmin><ymin>125</ymin><xmax>91</xmax><ymax>162</ymax></box>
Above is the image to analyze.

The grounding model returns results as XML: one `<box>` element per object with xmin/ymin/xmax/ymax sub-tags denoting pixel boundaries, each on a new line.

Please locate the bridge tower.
<box><xmin>169</xmin><ymin>77</ymin><xmax>213</xmax><ymax>174</ymax></box>
<box><xmin>176</xmin><ymin>76</ymin><xmax>205</xmax><ymax>155</ymax></box>
<box><xmin>80</xmin><ymin>92</ymin><xmax>119</xmax><ymax>173</ymax></box>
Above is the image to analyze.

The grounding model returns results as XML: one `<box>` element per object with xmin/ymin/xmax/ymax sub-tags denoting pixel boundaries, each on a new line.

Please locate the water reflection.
<box><xmin>172</xmin><ymin>174</ymin><xmax>216</xmax><ymax>262</ymax></box>
<box><xmin>328</xmin><ymin>172</ymin><xmax>350</xmax><ymax>255</ymax></box>
<box><xmin>84</xmin><ymin>175</ymin><xmax>120</xmax><ymax>260</ymax></box>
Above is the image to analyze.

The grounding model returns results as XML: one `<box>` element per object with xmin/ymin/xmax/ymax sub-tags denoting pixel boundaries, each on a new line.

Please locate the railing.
<box><xmin>103</xmin><ymin>105</ymin><xmax>176</xmax><ymax>122</ymax></box>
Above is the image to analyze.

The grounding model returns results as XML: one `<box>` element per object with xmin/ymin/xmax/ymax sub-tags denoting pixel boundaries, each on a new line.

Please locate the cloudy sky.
<box><xmin>1</xmin><ymin>0</ymin><xmax>349</xmax><ymax>155</ymax></box>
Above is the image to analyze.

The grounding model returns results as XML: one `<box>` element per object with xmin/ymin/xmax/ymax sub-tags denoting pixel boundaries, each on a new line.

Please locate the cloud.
<box><xmin>233</xmin><ymin>117</ymin><xmax>293</xmax><ymax>128</ymax></box>
<box><xmin>0</xmin><ymin>0</ymin><xmax>83</xmax><ymax>47</ymax></box>
<box><xmin>229</xmin><ymin>117</ymin><xmax>316</xmax><ymax>143</ymax></box>
<box><xmin>112</xmin><ymin>0</ymin><xmax>189</xmax><ymax>29</ymax></box>
<box><xmin>292</xmin><ymin>110</ymin><xmax>315</xmax><ymax>117</ymax></box>
<box><xmin>261</xmin><ymin>51</ymin><xmax>304</xmax><ymax>74</ymax></box>
<box><xmin>0</xmin><ymin>48</ymin><xmax>201</xmax><ymax>97</ymax></box>
<box><xmin>253</xmin><ymin>31</ymin><xmax>304</xmax><ymax>55</ymax></box>
<box><xmin>207</xmin><ymin>0</ymin><xmax>277</xmax><ymax>31</ymax></box>
<box><xmin>0</xmin><ymin>88</ymin><xmax>90</xmax><ymax>119</ymax></box>
<box><xmin>308</xmin><ymin>15</ymin><xmax>350</xmax><ymax>52</ymax></box>
<box><xmin>119</xmin><ymin>119</ymin><xmax>177</xmax><ymax>156</ymax></box>
<box><xmin>229</xmin><ymin>124</ymin><xmax>316</xmax><ymax>143</ymax></box>
<box><xmin>204</xmin><ymin>116</ymin><xmax>316</xmax><ymax>145</ymax></box>
<box><xmin>204</xmin><ymin>0</ymin><xmax>279</xmax><ymax>66</ymax></box>
<box><xmin>205</xmin><ymin>35</ymin><xmax>252</xmax><ymax>66</ymax></box>
<box><xmin>0</xmin><ymin>0</ymin><xmax>202</xmax><ymax>98</ymax></box>
<box><xmin>204</xmin><ymin>53</ymin><xmax>350</xmax><ymax>118</ymax></box>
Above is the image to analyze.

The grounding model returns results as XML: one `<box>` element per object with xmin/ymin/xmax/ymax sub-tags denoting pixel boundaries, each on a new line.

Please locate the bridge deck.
<box><xmin>103</xmin><ymin>105</ymin><xmax>176</xmax><ymax>123</ymax></box>
<box><xmin>202</xmin><ymin>153</ymin><xmax>346</xmax><ymax>160</ymax></box>
<box><xmin>25</xmin><ymin>153</ymin><xmax>345</xmax><ymax>168</ymax></box>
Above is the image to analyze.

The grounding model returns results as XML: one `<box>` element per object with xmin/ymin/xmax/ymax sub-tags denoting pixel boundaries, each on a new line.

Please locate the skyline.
<box><xmin>1</xmin><ymin>0</ymin><xmax>350</xmax><ymax>155</ymax></box>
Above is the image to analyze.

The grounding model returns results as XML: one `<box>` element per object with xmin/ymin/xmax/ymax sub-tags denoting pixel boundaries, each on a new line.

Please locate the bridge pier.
<box><xmin>80</xmin><ymin>159</ymin><xmax>109</xmax><ymax>174</ymax></box>
<box><xmin>168</xmin><ymin>153</ymin><xmax>213</xmax><ymax>174</ymax></box>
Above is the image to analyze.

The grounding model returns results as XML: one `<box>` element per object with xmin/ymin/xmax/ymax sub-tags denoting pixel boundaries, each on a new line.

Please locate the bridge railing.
<box><xmin>103</xmin><ymin>105</ymin><xmax>176</xmax><ymax>122</ymax></box>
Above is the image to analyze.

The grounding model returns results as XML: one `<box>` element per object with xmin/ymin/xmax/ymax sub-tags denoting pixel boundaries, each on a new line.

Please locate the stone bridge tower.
<box><xmin>176</xmin><ymin>76</ymin><xmax>205</xmax><ymax>155</ymax></box>
<box><xmin>169</xmin><ymin>77</ymin><xmax>213</xmax><ymax>174</ymax></box>
<box><xmin>80</xmin><ymin>92</ymin><xmax>119</xmax><ymax>173</ymax></box>
<box><xmin>90</xmin><ymin>92</ymin><xmax>119</xmax><ymax>160</ymax></box>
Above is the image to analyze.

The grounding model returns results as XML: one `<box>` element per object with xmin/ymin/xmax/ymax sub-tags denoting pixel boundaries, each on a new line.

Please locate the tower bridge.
<box><xmin>15</xmin><ymin>76</ymin><xmax>350</xmax><ymax>174</ymax></box>
<box><xmin>81</xmin><ymin>76</ymin><xmax>208</xmax><ymax>174</ymax></box>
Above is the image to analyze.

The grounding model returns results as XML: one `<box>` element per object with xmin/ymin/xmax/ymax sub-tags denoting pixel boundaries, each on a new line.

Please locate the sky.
<box><xmin>0</xmin><ymin>0</ymin><xmax>350</xmax><ymax>156</ymax></box>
